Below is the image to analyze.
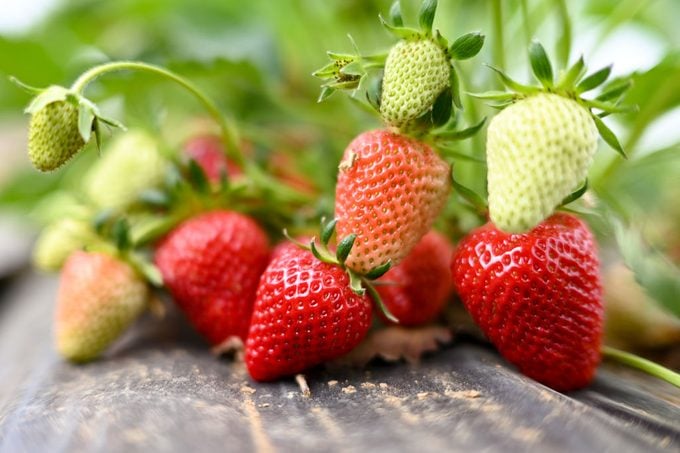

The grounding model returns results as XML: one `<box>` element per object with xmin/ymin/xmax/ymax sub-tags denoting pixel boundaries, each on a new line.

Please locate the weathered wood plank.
<box><xmin>0</xmin><ymin>272</ymin><xmax>678</xmax><ymax>452</ymax></box>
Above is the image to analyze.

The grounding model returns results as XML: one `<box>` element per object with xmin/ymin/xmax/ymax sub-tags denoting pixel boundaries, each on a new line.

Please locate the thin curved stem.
<box><xmin>602</xmin><ymin>346</ymin><xmax>680</xmax><ymax>388</ymax></box>
<box><xmin>71</xmin><ymin>61</ymin><xmax>244</xmax><ymax>168</ymax></box>
<box><xmin>491</xmin><ymin>0</ymin><xmax>505</xmax><ymax>76</ymax></box>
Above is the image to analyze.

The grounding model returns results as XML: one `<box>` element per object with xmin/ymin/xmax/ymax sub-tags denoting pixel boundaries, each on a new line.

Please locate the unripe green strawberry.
<box><xmin>487</xmin><ymin>93</ymin><xmax>598</xmax><ymax>233</ymax></box>
<box><xmin>33</xmin><ymin>218</ymin><xmax>99</xmax><ymax>272</ymax></box>
<box><xmin>83</xmin><ymin>130</ymin><xmax>167</xmax><ymax>211</ymax></box>
<box><xmin>380</xmin><ymin>38</ymin><xmax>450</xmax><ymax>128</ymax></box>
<box><xmin>28</xmin><ymin>101</ymin><xmax>86</xmax><ymax>172</ymax></box>
<box><xmin>55</xmin><ymin>251</ymin><xmax>149</xmax><ymax>362</ymax></box>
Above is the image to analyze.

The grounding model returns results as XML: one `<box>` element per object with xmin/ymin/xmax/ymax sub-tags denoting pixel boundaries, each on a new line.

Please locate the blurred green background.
<box><xmin>0</xmin><ymin>0</ymin><xmax>679</xmax><ymax>334</ymax></box>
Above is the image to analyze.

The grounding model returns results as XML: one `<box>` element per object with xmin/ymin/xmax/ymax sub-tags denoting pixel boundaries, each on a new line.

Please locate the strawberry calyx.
<box><xmin>15</xmin><ymin>80</ymin><xmax>125</xmax><ymax>153</ymax></box>
<box><xmin>314</xmin><ymin>0</ymin><xmax>485</xmax><ymax>133</ymax></box>
<box><xmin>473</xmin><ymin>40</ymin><xmax>634</xmax><ymax>159</ymax></box>
<box><xmin>284</xmin><ymin>218</ymin><xmax>398</xmax><ymax>323</ymax></box>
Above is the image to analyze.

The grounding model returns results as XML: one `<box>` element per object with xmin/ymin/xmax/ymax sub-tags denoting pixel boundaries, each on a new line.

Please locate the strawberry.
<box><xmin>245</xmin><ymin>243</ymin><xmax>373</xmax><ymax>381</ymax></box>
<box><xmin>380</xmin><ymin>37</ymin><xmax>450</xmax><ymax>128</ymax></box>
<box><xmin>154</xmin><ymin>210</ymin><xmax>270</xmax><ymax>344</ymax></box>
<box><xmin>83</xmin><ymin>130</ymin><xmax>168</xmax><ymax>211</ymax></box>
<box><xmin>481</xmin><ymin>42</ymin><xmax>630</xmax><ymax>233</ymax></box>
<box><xmin>335</xmin><ymin>129</ymin><xmax>450</xmax><ymax>275</ymax></box>
<box><xmin>486</xmin><ymin>93</ymin><xmax>597</xmax><ymax>233</ymax></box>
<box><xmin>451</xmin><ymin>212</ymin><xmax>603</xmax><ymax>391</ymax></box>
<box><xmin>183</xmin><ymin>134</ymin><xmax>242</xmax><ymax>183</ymax></box>
<box><xmin>28</xmin><ymin>100</ymin><xmax>86</xmax><ymax>172</ymax></box>
<box><xmin>375</xmin><ymin>231</ymin><xmax>453</xmax><ymax>326</ymax></box>
<box><xmin>55</xmin><ymin>251</ymin><xmax>149</xmax><ymax>362</ymax></box>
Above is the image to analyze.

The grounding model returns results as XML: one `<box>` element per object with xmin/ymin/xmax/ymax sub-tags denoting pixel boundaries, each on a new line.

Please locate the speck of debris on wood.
<box><xmin>360</xmin><ymin>382</ymin><xmax>376</xmax><ymax>389</ymax></box>
<box><xmin>341</xmin><ymin>385</ymin><xmax>357</xmax><ymax>394</ymax></box>
<box><xmin>327</xmin><ymin>380</ymin><xmax>338</xmax><ymax>387</ymax></box>
<box><xmin>295</xmin><ymin>374</ymin><xmax>311</xmax><ymax>397</ymax></box>
<box><xmin>240</xmin><ymin>385</ymin><xmax>256</xmax><ymax>394</ymax></box>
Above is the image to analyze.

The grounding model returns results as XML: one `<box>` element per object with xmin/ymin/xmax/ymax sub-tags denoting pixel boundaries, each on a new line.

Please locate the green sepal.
<box><xmin>596</xmin><ymin>79</ymin><xmax>632</xmax><ymax>103</ymax></box>
<box><xmin>365</xmin><ymin>73</ymin><xmax>382</xmax><ymax>111</ymax></box>
<box><xmin>379</xmin><ymin>14</ymin><xmax>420</xmax><ymax>40</ymax></box>
<box><xmin>485</xmin><ymin>64</ymin><xmax>538</xmax><ymax>94</ymax></box>
<box><xmin>347</xmin><ymin>269</ymin><xmax>366</xmax><ymax>296</ymax></box>
<box><xmin>592</xmin><ymin>114</ymin><xmax>625</xmax><ymax>157</ymax></box>
<box><xmin>557</xmin><ymin>56</ymin><xmax>586</xmax><ymax>89</ymax></box>
<box><xmin>577</xmin><ymin>65</ymin><xmax>612</xmax><ymax>92</ymax></box>
<box><xmin>138</xmin><ymin>188</ymin><xmax>172</xmax><ymax>209</ymax></box>
<box><xmin>560</xmin><ymin>179</ymin><xmax>588</xmax><ymax>206</ymax></box>
<box><xmin>432</xmin><ymin>116</ymin><xmax>486</xmax><ymax>141</ymax></box>
<box><xmin>340</xmin><ymin>60</ymin><xmax>364</xmax><ymax>76</ymax></box>
<box><xmin>449</xmin><ymin>65</ymin><xmax>462</xmax><ymax>109</ymax></box>
<box><xmin>8</xmin><ymin>76</ymin><xmax>44</xmax><ymax>95</ymax></box>
<box><xmin>128</xmin><ymin>253</ymin><xmax>164</xmax><ymax>287</ymax></box>
<box><xmin>336</xmin><ymin>234</ymin><xmax>356</xmax><ymax>264</ymax></box>
<box><xmin>311</xmin><ymin>240</ymin><xmax>337</xmax><ymax>264</ymax></box>
<box><xmin>363</xmin><ymin>279</ymin><xmax>398</xmax><ymax>323</ymax></box>
<box><xmin>92</xmin><ymin>209</ymin><xmax>115</xmax><ymax>235</ymax></box>
<box><xmin>112</xmin><ymin>218</ymin><xmax>131</xmax><ymax>251</ymax></box>
<box><xmin>434</xmin><ymin>30</ymin><xmax>448</xmax><ymax>50</ymax></box>
<box><xmin>528</xmin><ymin>40</ymin><xmax>554</xmax><ymax>87</ymax></box>
<box><xmin>187</xmin><ymin>159</ymin><xmax>210</xmax><ymax>194</ymax></box>
<box><xmin>96</xmin><ymin>113</ymin><xmax>126</xmax><ymax>130</ymax></box>
<box><xmin>469</xmin><ymin>91</ymin><xmax>517</xmax><ymax>103</ymax></box>
<box><xmin>93</xmin><ymin>117</ymin><xmax>103</xmax><ymax>152</ymax></box>
<box><xmin>321</xmin><ymin>218</ymin><xmax>337</xmax><ymax>246</ymax></box>
<box><xmin>451</xmin><ymin>169</ymin><xmax>488</xmax><ymax>214</ymax></box>
<box><xmin>364</xmin><ymin>260</ymin><xmax>393</xmax><ymax>280</ymax></box>
<box><xmin>418</xmin><ymin>0</ymin><xmax>437</xmax><ymax>35</ymax></box>
<box><xmin>449</xmin><ymin>32</ymin><xmax>485</xmax><ymax>60</ymax></box>
<box><xmin>437</xmin><ymin>146</ymin><xmax>486</xmax><ymax>164</ymax></box>
<box><xmin>77</xmin><ymin>101</ymin><xmax>96</xmax><ymax>143</ymax></box>
<box><xmin>431</xmin><ymin>88</ymin><xmax>453</xmax><ymax>127</ymax></box>
<box><xmin>389</xmin><ymin>0</ymin><xmax>403</xmax><ymax>27</ymax></box>
<box><xmin>24</xmin><ymin>85</ymin><xmax>70</xmax><ymax>114</ymax></box>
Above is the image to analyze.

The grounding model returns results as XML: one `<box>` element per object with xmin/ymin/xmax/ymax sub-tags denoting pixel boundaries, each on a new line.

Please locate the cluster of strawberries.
<box><xmin>21</xmin><ymin>0</ymin><xmax>634</xmax><ymax>392</ymax></box>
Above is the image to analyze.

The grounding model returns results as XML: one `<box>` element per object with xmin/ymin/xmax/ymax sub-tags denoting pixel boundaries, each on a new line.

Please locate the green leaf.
<box><xmin>449</xmin><ymin>32</ymin><xmax>485</xmax><ymax>60</ymax></box>
<box><xmin>187</xmin><ymin>159</ymin><xmax>210</xmax><ymax>193</ymax></box>
<box><xmin>317</xmin><ymin>86</ymin><xmax>335</xmax><ymax>103</ymax></box>
<box><xmin>560</xmin><ymin>179</ymin><xmax>588</xmax><ymax>206</ymax></box>
<box><xmin>77</xmin><ymin>103</ymin><xmax>95</xmax><ymax>143</ymax></box>
<box><xmin>449</xmin><ymin>66</ymin><xmax>462</xmax><ymax>109</ymax></box>
<box><xmin>528</xmin><ymin>40</ymin><xmax>553</xmax><ymax>87</ymax></box>
<box><xmin>321</xmin><ymin>218</ymin><xmax>337</xmax><ymax>245</ymax></box>
<box><xmin>418</xmin><ymin>0</ymin><xmax>437</xmax><ymax>35</ymax></box>
<box><xmin>592</xmin><ymin>114</ymin><xmax>625</xmax><ymax>157</ymax></box>
<box><xmin>577</xmin><ymin>65</ymin><xmax>612</xmax><ymax>92</ymax></box>
<box><xmin>364</xmin><ymin>260</ymin><xmax>393</xmax><ymax>280</ymax></box>
<box><xmin>336</xmin><ymin>234</ymin><xmax>356</xmax><ymax>264</ymax></box>
<box><xmin>431</xmin><ymin>88</ymin><xmax>453</xmax><ymax>127</ymax></box>
<box><xmin>389</xmin><ymin>0</ymin><xmax>403</xmax><ymax>27</ymax></box>
<box><xmin>437</xmin><ymin>146</ymin><xmax>486</xmax><ymax>164</ymax></box>
<box><xmin>24</xmin><ymin>85</ymin><xmax>70</xmax><ymax>114</ymax></box>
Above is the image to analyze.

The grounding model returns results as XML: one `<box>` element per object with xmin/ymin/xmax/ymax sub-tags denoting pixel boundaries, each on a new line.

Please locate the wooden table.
<box><xmin>0</xmin><ymin>268</ymin><xmax>678</xmax><ymax>452</ymax></box>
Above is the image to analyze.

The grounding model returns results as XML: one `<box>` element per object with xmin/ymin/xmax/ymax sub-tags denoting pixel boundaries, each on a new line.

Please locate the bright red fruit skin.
<box><xmin>155</xmin><ymin>211</ymin><xmax>269</xmax><ymax>344</ymax></box>
<box><xmin>335</xmin><ymin>129</ymin><xmax>450</xmax><ymax>275</ymax></box>
<box><xmin>451</xmin><ymin>213</ymin><xmax>603</xmax><ymax>391</ymax></box>
<box><xmin>245</xmin><ymin>244</ymin><xmax>373</xmax><ymax>381</ymax></box>
<box><xmin>377</xmin><ymin>231</ymin><xmax>453</xmax><ymax>326</ymax></box>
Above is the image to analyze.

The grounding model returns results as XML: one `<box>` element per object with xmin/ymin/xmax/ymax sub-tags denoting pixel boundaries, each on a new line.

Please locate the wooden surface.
<box><xmin>0</xmin><ymin>269</ymin><xmax>678</xmax><ymax>453</ymax></box>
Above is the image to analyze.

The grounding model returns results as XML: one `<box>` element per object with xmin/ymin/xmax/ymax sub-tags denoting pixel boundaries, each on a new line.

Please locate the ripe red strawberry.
<box><xmin>155</xmin><ymin>211</ymin><xmax>269</xmax><ymax>344</ymax></box>
<box><xmin>376</xmin><ymin>231</ymin><xmax>453</xmax><ymax>326</ymax></box>
<box><xmin>55</xmin><ymin>251</ymin><xmax>149</xmax><ymax>362</ymax></box>
<box><xmin>245</xmin><ymin>243</ymin><xmax>373</xmax><ymax>381</ymax></box>
<box><xmin>335</xmin><ymin>129</ymin><xmax>450</xmax><ymax>275</ymax></box>
<box><xmin>184</xmin><ymin>135</ymin><xmax>242</xmax><ymax>182</ymax></box>
<box><xmin>451</xmin><ymin>213</ymin><xmax>603</xmax><ymax>391</ymax></box>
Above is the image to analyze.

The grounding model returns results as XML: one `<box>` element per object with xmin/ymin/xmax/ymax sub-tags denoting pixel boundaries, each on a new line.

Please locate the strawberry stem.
<box><xmin>602</xmin><ymin>346</ymin><xmax>680</xmax><ymax>389</ymax></box>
